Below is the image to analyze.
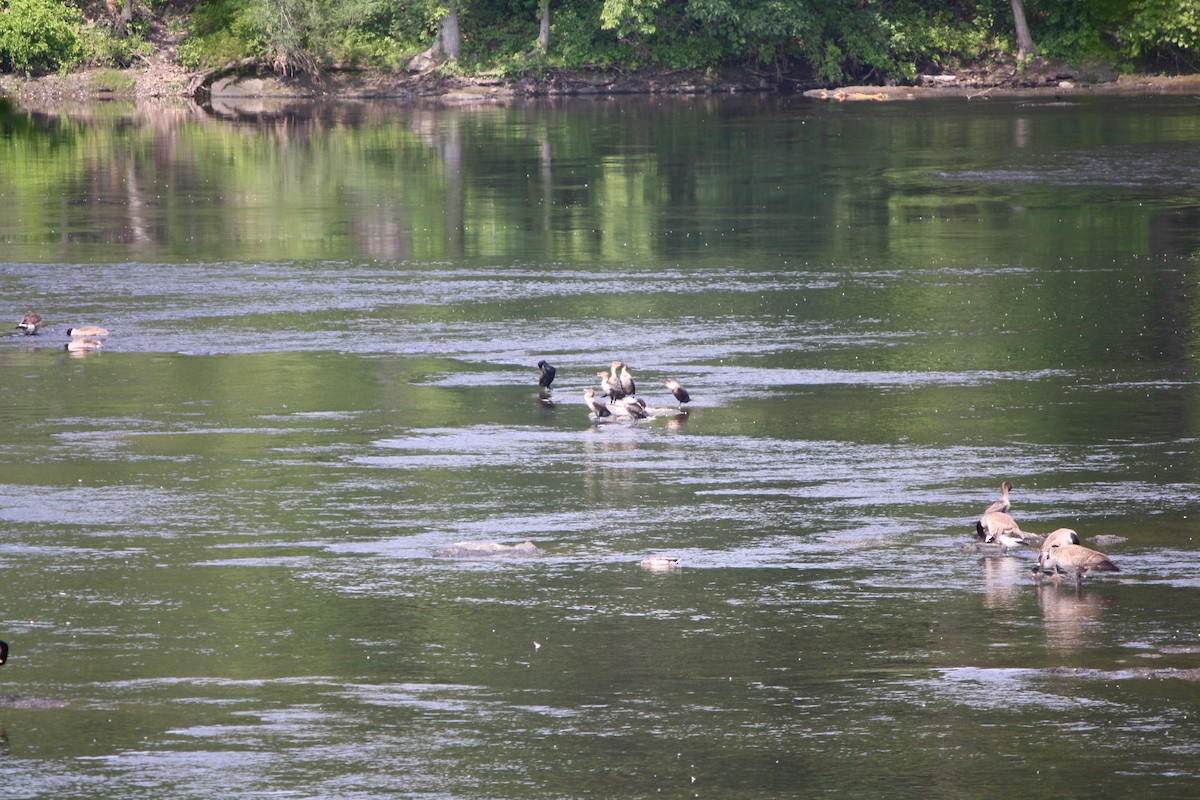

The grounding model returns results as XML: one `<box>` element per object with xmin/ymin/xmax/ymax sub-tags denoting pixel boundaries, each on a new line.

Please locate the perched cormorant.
<box><xmin>537</xmin><ymin>360</ymin><xmax>557</xmax><ymax>388</ymax></box>
<box><xmin>618</xmin><ymin>362</ymin><xmax>636</xmax><ymax>396</ymax></box>
<box><xmin>584</xmin><ymin>388</ymin><xmax>611</xmax><ymax>418</ymax></box>
<box><xmin>662</xmin><ymin>378</ymin><xmax>691</xmax><ymax>406</ymax></box>
<box><xmin>597</xmin><ymin>370</ymin><xmax>625</xmax><ymax>402</ymax></box>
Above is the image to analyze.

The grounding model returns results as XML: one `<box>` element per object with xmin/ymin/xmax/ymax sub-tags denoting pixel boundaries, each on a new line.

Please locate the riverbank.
<box><xmin>3</xmin><ymin>52</ymin><xmax>1200</xmax><ymax>108</ymax></box>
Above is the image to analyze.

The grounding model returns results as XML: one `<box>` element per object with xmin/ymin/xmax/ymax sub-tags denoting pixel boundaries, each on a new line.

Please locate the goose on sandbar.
<box><xmin>976</xmin><ymin>511</ymin><xmax>1033</xmax><ymax>549</ymax></box>
<box><xmin>983</xmin><ymin>481</ymin><xmax>1013</xmax><ymax>516</ymax></box>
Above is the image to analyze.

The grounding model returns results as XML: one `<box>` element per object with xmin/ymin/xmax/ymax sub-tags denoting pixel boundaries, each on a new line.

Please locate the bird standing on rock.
<box><xmin>984</xmin><ymin>481</ymin><xmax>1013</xmax><ymax>515</ymax></box>
<box><xmin>584</xmin><ymin>388</ymin><xmax>611</xmax><ymax>418</ymax></box>
<box><xmin>537</xmin><ymin>360</ymin><xmax>557</xmax><ymax>388</ymax></box>
<box><xmin>976</xmin><ymin>511</ymin><xmax>1033</xmax><ymax>549</ymax></box>
<box><xmin>618</xmin><ymin>362</ymin><xmax>636</xmax><ymax>396</ymax></box>
<box><xmin>597</xmin><ymin>370</ymin><xmax>625</xmax><ymax>402</ymax></box>
<box><xmin>662</xmin><ymin>378</ymin><xmax>691</xmax><ymax>407</ymax></box>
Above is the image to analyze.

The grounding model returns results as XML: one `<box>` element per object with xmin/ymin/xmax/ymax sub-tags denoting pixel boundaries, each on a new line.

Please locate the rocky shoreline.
<box><xmin>3</xmin><ymin>54</ymin><xmax>1200</xmax><ymax>109</ymax></box>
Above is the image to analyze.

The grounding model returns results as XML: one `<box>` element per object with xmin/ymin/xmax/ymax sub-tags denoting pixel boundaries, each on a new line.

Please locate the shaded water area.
<box><xmin>3</xmin><ymin>92</ymin><xmax>1200</xmax><ymax>798</ymax></box>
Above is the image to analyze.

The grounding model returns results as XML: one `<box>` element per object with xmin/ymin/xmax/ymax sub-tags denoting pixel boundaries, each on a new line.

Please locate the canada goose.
<box><xmin>0</xmin><ymin>640</ymin><xmax>7</xmax><ymax>664</ymax></box>
<box><xmin>597</xmin><ymin>370</ymin><xmax>625</xmax><ymax>401</ymax></box>
<box><xmin>618</xmin><ymin>362</ymin><xmax>636</xmax><ymax>396</ymax></box>
<box><xmin>65</xmin><ymin>337</ymin><xmax>103</xmax><ymax>352</ymax></box>
<box><xmin>16</xmin><ymin>313</ymin><xmax>42</xmax><ymax>335</ymax></box>
<box><xmin>1038</xmin><ymin>531</ymin><xmax>1118</xmax><ymax>582</ymax></box>
<box><xmin>584</xmin><ymin>388</ymin><xmax>611</xmax><ymax>418</ymax></box>
<box><xmin>662</xmin><ymin>378</ymin><xmax>691</xmax><ymax>406</ymax></box>
<box><xmin>66</xmin><ymin>325</ymin><xmax>109</xmax><ymax>338</ymax></box>
<box><xmin>537</xmin><ymin>360</ymin><xmax>557</xmax><ymax>388</ymax></box>
<box><xmin>983</xmin><ymin>481</ymin><xmax>1013</xmax><ymax>516</ymax></box>
<box><xmin>976</xmin><ymin>511</ymin><xmax>1033</xmax><ymax>549</ymax></box>
<box><xmin>640</xmin><ymin>556</ymin><xmax>681</xmax><ymax>571</ymax></box>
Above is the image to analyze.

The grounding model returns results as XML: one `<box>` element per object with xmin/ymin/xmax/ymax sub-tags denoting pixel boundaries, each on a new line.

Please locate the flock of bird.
<box><xmin>536</xmin><ymin>358</ymin><xmax>691</xmax><ymax>421</ymax></box>
<box><xmin>974</xmin><ymin>480</ymin><xmax>1120</xmax><ymax>584</ymax></box>
<box><xmin>16</xmin><ymin>312</ymin><xmax>109</xmax><ymax>351</ymax></box>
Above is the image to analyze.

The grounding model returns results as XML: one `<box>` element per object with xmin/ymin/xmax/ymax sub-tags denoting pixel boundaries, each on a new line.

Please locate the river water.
<box><xmin>2</xmin><ymin>92</ymin><xmax>1200</xmax><ymax>798</ymax></box>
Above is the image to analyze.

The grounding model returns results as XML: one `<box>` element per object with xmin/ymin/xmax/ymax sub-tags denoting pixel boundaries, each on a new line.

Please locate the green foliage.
<box><xmin>81</xmin><ymin>23</ymin><xmax>154</xmax><ymax>68</ymax></box>
<box><xmin>4</xmin><ymin>0</ymin><xmax>1194</xmax><ymax>86</ymax></box>
<box><xmin>1117</xmin><ymin>0</ymin><xmax>1200</xmax><ymax>62</ymax></box>
<box><xmin>176</xmin><ymin>0</ymin><xmax>267</xmax><ymax>69</ymax></box>
<box><xmin>0</xmin><ymin>0</ymin><xmax>85</xmax><ymax>74</ymax></box>
<box><xmin>601</xmin><ymin>0</ymin><xmax>664</xmax><ymax>37</ymax></box>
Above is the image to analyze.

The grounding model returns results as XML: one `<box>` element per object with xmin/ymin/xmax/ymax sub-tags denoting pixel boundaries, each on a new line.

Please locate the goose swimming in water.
<box><xmin>983</xmin><ymin>481</ymin><xmax>1013</xmax><ymax>516</ymax></box>
<box><xmin>584</xmin><ymin>388</ymin><xmax>611</xmax><ymax>418</ymax></box>
<box><xmin>662</xmin><ymin>378</ymin><xmax>691</xmax><ymax>407</ymax></box>
<box><xmin>67</xmin><ymin>325</ymin><xmax>109</xmax><ymax>338</ymax></box>
<box><xmin>1036</xmin><ymin>529</ymin><xmax>1118</xmax><ymax>582</ymax></box>
<box><xmin>537</xmin><ymin>360</ymin><xmax>557</xmax><ymax>388</ymax></box>
<box><xmin>16</xmin><ymin>313</ymin><xmax>42</xmax><ymax>335</ymax></box>
<box><xmin>65</xmin><ymin>337</ymin><xmax>104</xmax><ymax>352</ymax></box>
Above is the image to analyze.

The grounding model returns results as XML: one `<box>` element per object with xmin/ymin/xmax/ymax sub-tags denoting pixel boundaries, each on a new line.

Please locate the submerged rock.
<box><xmin>434</xmin><ymin>540</ymin><xmax>545</xmax><ymax>558</ymax></box>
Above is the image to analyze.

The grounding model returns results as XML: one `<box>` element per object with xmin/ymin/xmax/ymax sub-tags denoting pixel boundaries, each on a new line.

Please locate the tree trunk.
<box><xmin>440</xmin><ymin>0</ymin><xmax>462</xmax><ymax>62</ymax></box>
<box><xmin>1010</xmin><ymin>0</ymin><xmax>1035</xmax><ymax>61</ymax></box>
<box><xmin>106</xmin><ymin>0</ymin><xmax>134</xmax><ymax>37</ymax></box>
<box><xmin>537</xmin><ymin>0</ymin><xmax>550</xmax><ymax>52</ymax></box>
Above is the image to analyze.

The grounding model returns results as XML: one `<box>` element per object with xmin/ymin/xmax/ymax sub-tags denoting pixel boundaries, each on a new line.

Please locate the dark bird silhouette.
<box><xmin>662</xmin><ymin>378</ymin><xmax>691</xmax><ymax>406</ymax></box>
<box><xmin>0</xmin><ymin>640</ymin><xmax>8</xmax><ymax>665</ymax></box>
<box><xmin>584</xmin><ymin>388</ymin><xmax>611</xmax><ymax>418</ymax></box>
<box><xmin>537</xmin><ymin>360</ymin><xmax>557</xmax><ymax>388</ymax></box>
<box><xmin>16</xmin><ymin>313</ymin><xmax>42</xmax><ymax>335</ymax></box>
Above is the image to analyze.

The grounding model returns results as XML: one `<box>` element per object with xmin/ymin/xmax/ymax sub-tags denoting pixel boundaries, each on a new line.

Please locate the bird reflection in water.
<box><xmin>1037</xmin><ymin>580</ymin><xmax>1111</xmax><ymax>652</ymax></box>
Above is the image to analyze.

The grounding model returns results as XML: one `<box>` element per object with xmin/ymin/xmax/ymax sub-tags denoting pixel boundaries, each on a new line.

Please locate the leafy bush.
<box><xmin>176</xmin><ymin>0</ymin><xmax>267</xmax><ymax>69</ymax></box>
<box><xmin>1117</xmin><ymin>0</ymin><xmax>1200</xmax><ymax>64</ymax></box>
<box><xmin>0</xmin><ymin>0</ymin><xmax>85</xmax><ymax>74</ymax></box>
<box><xmin>81</xmin><ymin>23</ymin><xmax>154</xmax><ymax>68</ymax></box>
